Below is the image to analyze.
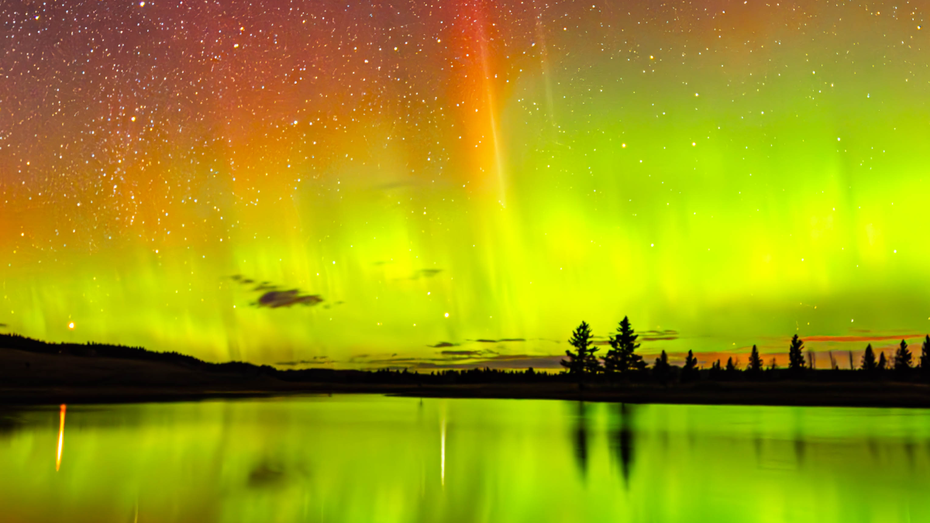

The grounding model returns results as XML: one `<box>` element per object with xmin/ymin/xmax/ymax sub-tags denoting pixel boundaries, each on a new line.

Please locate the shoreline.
<box><xmin>3</xmin><ymin>381</ymin><xmax>930</xmax><ymax>409</ymax></box>
<box><xmin>3</xmin><ymin>340</ymin><xmax>930</xmax><ymax>409</ymax></box>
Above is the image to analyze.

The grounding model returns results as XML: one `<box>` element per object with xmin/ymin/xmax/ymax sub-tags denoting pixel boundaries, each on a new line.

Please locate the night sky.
<box><xmin>1</xmin><ymin>0</ymin><xmax>928</xmax><ymax>369</ymax></box>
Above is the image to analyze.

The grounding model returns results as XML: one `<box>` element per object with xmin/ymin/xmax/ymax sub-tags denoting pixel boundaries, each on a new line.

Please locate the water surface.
<box><xmin>1</xmin><ymin>395</ymin><xmax>927</xmax><ymax>522</ymax></box>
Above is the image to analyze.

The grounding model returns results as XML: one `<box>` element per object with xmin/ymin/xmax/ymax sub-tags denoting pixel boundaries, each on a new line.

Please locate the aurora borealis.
<box><xmin>1</xmin><ymin>0</ymin><xmax>928</xmax><ymax>368</ymax></box>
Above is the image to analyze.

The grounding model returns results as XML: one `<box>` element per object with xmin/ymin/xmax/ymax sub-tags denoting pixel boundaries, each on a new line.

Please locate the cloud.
<box><xmin>468</xmin><ymin>338</ymin><xmax>525</xmax><ymax>344</ymax></box>
<box><xmin>275</xmin><ymin>356</ymin><xmax>332</xmax><ymax>367</ymax></box>
<box><xmin>440</xmin><ymin>350</ymin><xmax>483</xmax><ymax>356</ymax></box>
<box><xmin>256</xmin><ymin>290</ymin><xmax>324</xmax><ymax>308</ymax></box>
<box><xmin>803</xmin><ymin>334</ymin><xmax>925</xmax><ymax>343</ymax></box>
<box><xmin>417</xmin><ymin>354</ymin><xmax>565</xmax><ymax>370</ymax></box>
<box><xmin>232</xmin><ymin>275</ymin><xmax>327</xmax><ymax>309</ymax></box>
<box><xmin>639</xmin><ymin>329</ymin><xmax>680</xmax><ymax>341</ymax></box>
<box><xmin>364</xmin><ymin>356</ymin><xmax>422</xmax><ymax>364</ymax></box>
<box><xmin>429</xmin><ymin>341</ymin><xmax>458</xmax><ymax>348</ymax></box>
<box><xmin>0</xmin><ymin>323</ymin><xmax>6</xmax><ymax>328</ymax></box>
<box><xmin>411</xmin><ymin>268</ymin><xmax>442</xmax><ymax>279</ymax></box>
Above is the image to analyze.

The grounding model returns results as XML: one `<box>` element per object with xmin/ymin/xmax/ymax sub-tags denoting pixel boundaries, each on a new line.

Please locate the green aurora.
<box><xmin>1</xmin><ymin>0</ymin><xmax>928</xmax><ymax>368</ymax></box>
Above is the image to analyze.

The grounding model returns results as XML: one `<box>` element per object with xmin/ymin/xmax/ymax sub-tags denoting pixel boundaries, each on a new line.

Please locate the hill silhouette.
<box><xmin>3</xmin><ymin>332</ymin><xmax>930</xmax><ymax>408</ymax></box>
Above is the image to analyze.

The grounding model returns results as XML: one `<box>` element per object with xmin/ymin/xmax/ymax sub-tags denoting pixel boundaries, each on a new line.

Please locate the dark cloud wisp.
<box><xmin>256</xmin><ymin>290</ymin><xmax>324</xmax><ymax>308</ymax></box>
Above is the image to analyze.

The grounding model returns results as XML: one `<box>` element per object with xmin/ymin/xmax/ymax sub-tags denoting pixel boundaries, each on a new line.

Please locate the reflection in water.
<box><xmin>611</xmin><ymin>403</ymin><xmax>635</xmax><ymax>486</ymax></box>
<box><xmin>441</xmin><ymin>415</ymin><xmax>447</xmax><ymax>487</ymax></box>
<box><xmin>794</xmin><ymin>436</ymin><xmax>806</xmax><ymax>466</ymax></box>
<box><xmin>572</xmin><ymin>402</ymin><xmax>589</xmax><ymax>477</ymax></box>
<box><xmin>56</xmin><ymin>404</ymin><xmax>66</xmax><ymax>472</ymax></box>
<box><xmin>1</xmin><ymin>397</ymin><xmax>929</xmax><ymax>522</ymax></box>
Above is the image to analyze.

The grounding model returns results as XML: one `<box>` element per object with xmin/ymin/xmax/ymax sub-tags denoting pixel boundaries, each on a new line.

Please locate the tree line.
<box><xmin>561</xmin><ymin>318</ymin><xmax>930</xmax><ymax>382</ymax></box>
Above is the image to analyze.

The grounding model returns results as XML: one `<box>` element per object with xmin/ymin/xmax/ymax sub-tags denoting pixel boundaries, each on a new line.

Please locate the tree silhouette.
<box><xmin>788</xmin><ymin>334</ymin><xmax>806</xmax><ymax>373</ymax></box>
<box><xmin>861</xmin><ymin>344</ymin><xmax>877</xmax><ymax>372</ymax></box>
<box><xmin>877</xmin><ymin>351</ymin><xmax>887</xmax><ymax>372</ymax></box>
<box><xmin>726</xmin><ymin>357</ymin><xmax>738</xmax><ymax>373</ymax></box>
<box><xmin>604</xmin><ymin>316</ymin><xmax>646</xmax><ymax>375</ymax></box>
<box><xmin>747</xmin><ymin>345</ymin><xmax>763</xmax><ymax>374</ymax></box>
<box><xmin>682</xmin><ymin>350</ymin><xmax>699</xmax><ymax>382</ymax></box>
<box><xmin>652</xmin><ymin>350</ymin><xmax>671</xmax><ymax>384</ymax></box>
<box><xmin>894</xmin><ymin>339</ymin><xmax>913</xmax><ymax>372</ymax></box>
<box><xmin>709</xmin><ymin>359</ymin><xmax>723</xmax><ymax>380</ymax></box>
<box><xmin>921</xmin><ymin>335</ymin><xmax>930</xmax><ymax>375</ymax></box>
<box><xmin>562</xmin><ymin>321</ymin><xmax>599</xmax><ymax>378</ymax></box>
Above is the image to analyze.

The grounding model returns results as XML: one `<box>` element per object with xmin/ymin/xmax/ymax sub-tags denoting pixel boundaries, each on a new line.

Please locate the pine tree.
<box><xmin>682</xmin><ymin>350</ymin><xmax>699</xmax><ymax>382</ymax></box>
<box><xmin>747</xmin><ymin>345</ymin><xmax>763</xmax><ymax>374</ymax></box>
<box><xmin>726</xmin><ymin>357</ymin><xmax>738</xmax><ymax>373</ymax></box>
<box><xmin>653</xmin><ymin>350</ymin><xmax>671</xmax><ymax>384</ymax></box>
<box><xmin>585</xmin><ymin>345</ymin><xmax>604</xmax><ymax>375</ymax></box>
<box><xmin>788</xmin><ymin>334</ymin><xmax>806</xmax><ymax>373</ymax></box>
<box><xmin>894</xmin><ymin>339</ymin><xmax>913</xmax><ymax>372</ymax></box>
<box><xmin>562</xmin><ymin>321</ymin><xmax>598</xmax><ymax>377</ymax></box>
<box><xmin>861</xmin><ymin>344</ymin><xmax>877</xmax><ymax>372</ymax></box>
<box><xmin>877</xmin><ymin>351</ymin><xmax>887</xmax><ymax>372</ymax></box>
<box><xmin>604</xmin><ymin>316</ymin><xmax>646</xmax><ymax>375</ymax></box>
<box><xmin>921</xmin><ymin>335</ymin><xmax>930</xmax><ymax>375</ymax></box>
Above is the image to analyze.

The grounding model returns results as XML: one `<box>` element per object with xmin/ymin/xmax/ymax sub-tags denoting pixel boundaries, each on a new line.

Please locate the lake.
<box><xmin>0</xmin><ymin>395</ymin><xmax>927</xmax><ymax>522</ymax></box>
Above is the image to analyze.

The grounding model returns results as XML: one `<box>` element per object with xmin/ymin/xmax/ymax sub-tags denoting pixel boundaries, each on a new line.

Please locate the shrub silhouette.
<box><xmin>604</xmin><ymin>316</ymin><xmax>646</xmax><ymax>375</ymax></box>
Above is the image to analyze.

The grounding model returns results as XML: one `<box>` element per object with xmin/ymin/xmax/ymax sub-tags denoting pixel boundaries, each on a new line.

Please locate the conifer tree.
<box><xmin>653</xmin><ymin>350</ymin><xmax>671</xmax><ymax>384</ymax></box>
<box><xmin>861</xmin><ymin>344</ymin><xmax>877</xmax><ymax>372</ymax></box>
<box><xmin>747</xmin><ymin>345</ymin><xmax>763</xmax><ymax>374</ymax></box>
<box><xmin>585</xmin><ymin>345</ymin><xmax>604</xmax><ymax>375</ymax></box>
<box><xmin>921</xmin><ymin>335</ymin><xmax>930</xmax><ymax>374</ymax></box>
<box><xmin>726</xmin><ymin>357</ymin><xmax>738</xmax><ymax>373</ymax></box>
<box><xmin>562</xmin><ymin>321</ymin><xmax>598</xmax><ymax>377</ymax></box>
<box><xmin>877</xmin><ymin>351</ymin><xmax>887</xmax><ymax>372</ymax></box>
<box><xmin>604</xmin><ymin>316</ymin><xmax>646</xmax><ymax>375</ymax></box>
<box><xmin>788</xmin><ymin>334</ymin><xmax>806</xmax><ymax>373</ymax></box>
<box><xmin>894</xmin><ymin>339</ymin><xmax>913</xmax><ymax>371</ymax></box>
<box><xmin>682</xmin><ymin>350</ymin><xmax>699</xmax><ymax>382</ymax></box>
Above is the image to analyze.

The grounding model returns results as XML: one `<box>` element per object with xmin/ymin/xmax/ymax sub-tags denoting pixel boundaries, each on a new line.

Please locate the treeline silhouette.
<box><xmin>558</xmin><ymin>318</ymin><xmax>930</xmax><ymax>384</ymax></box>
<box><xmin>4</xmin><ymin>325</ymin><xmax>930</xmax><ymax>388</ymax></box>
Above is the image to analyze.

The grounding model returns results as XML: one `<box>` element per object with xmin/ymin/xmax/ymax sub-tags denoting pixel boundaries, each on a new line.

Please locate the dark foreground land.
<box><xmin>3</xmin><ymin>333</ymin><xmax>930</xmax><ymax>408</ymax></box>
